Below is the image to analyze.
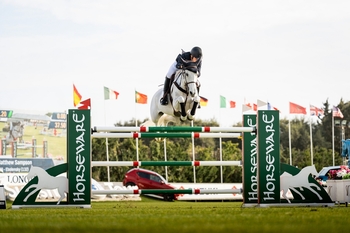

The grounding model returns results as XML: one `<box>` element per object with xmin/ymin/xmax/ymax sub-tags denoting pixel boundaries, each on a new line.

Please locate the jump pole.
<box><xmin>93</xmin><ymin>126</ymin><xmax>254</xmax><ymax>133</ymax></box>
<box><xmin>91</xmin><ymin>160</ymin><xmax>242</xmax><ymax>167</ymax></box>
<box><xmin>10</xmin><ymin>109</ymin><xmax>275</xmax><ymax>208</ymax></box>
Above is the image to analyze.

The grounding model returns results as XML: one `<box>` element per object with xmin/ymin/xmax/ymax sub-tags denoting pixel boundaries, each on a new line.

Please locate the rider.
<box><xmin>160</xmin><ymin>46</ymin><xmax>203</xmax><ymax>105</ymax></box>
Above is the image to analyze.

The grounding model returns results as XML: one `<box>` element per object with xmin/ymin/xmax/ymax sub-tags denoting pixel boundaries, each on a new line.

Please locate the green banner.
<box><xmin>242</xmin><ymin>114</ymin><xmax>258</xmax><ymax>205</ymax></box>
<box><xmin>67</xmin><ymin>109</ymin><xmax>91</xmax><ymax>206</ymax></box>
<box><xmin>257</xmin><ymin>110</ymin><xmax>280</xmax><ymax>204</ymax></box>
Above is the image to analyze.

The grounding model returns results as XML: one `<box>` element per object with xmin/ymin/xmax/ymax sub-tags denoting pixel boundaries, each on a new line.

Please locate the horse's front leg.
<box><xmin>173</xmin><ymin>96</ymin><xmax>187</xmax><ymax>121</ymax></box>
<box><xmin>179</xmin><ymin>103</ymin><xmax>187</xmax><ymax>121</ymax></box>
<box><xmin>187</xmin><ymin>96</ymin><xmax>200</xmax><ymax>121</ymax></box>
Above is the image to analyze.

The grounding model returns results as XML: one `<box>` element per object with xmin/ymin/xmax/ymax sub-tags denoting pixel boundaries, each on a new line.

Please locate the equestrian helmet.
<box><xmin>190</xmin><ymin>46</ymin><xmax>202</xmax><ymax>58</ymax></box>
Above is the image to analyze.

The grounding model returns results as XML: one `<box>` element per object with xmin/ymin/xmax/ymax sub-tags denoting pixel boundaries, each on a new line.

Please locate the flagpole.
<box><xmin>134</xmin><ymin>98</ymin><xmax>139</xmax><ymax>162</ymax></box>
<box><xmin>309</xmin><ymin>115</ymin><xmax>313</xmax><ymax>165</ymax></box>
<box><xmin>103</xmin><ymin>99</ymin><xmax>111</xmax><ymax>182</ymax></box>
<box><xmin>219</xmin><ymin>99</ymin><xmax>223</xmax><ymax>184</ymax></box>
<box><xmin>289</xmin><ymin>117</ymin><xmax>292</xmax><ymax>165</ymax></box>
<box><xmin>332</xmin><ymin>111</ymin><xmax>335</xmax><ymax>166</ymax></box>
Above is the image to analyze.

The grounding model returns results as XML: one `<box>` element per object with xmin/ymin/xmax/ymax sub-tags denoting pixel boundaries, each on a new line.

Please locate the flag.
<box><xmin>73</xmin><ymin>84</ymin><xmax>82</xmax><ymax>107</ymax></box>
<box><xmin>220</xmin><ymin>95</ymin><xmax>226</xmax><ymax>108</ymax></box>
<box><xmin>220</xmin><ymin>95</ymin><xmax>235</xmax><ymax>108</ymax></box>
<box><xmin>135</xmin><ymin>91</ymin><xmax>147</xmax><ymax>104</ymax></box>
<box><xmin>267</xmin><ymin>102</ymin><xmax>279</xmax><ymax>111</ymax></box>
<box><xmin>200</xmin><ymin>96</ymin><xmax>208</xmax><ymax>107</ymax></box>
<box><xmin>247</xmin><ymin>103</ymin><xmax>257</xmax><ymax>111</ymax></box>
<box><xmin>333</xmin><ymin>106</ymin><xmax>344</xmax><ymax>118</ymax></box>
<box><xmin>257</xmin><ymin>99</ymin><xmax>267</xmax><ymax>108</ymax></box>
<box><xmin>242</xmin><ymin>104</ymin><xmax>252</xmax><ymax>112</ymax></box>
<box><xmin>78</xmin><ymin>98</ymin><xmax>91</xmax><ymax>110</ymax></box>
<box><xmin>289</xmin><ymin>102</ymin><xmax>306</xmax><ymax>114</ymax></box>
<box><xmin>310</xmin><ymin>105</ymin><xmax>324</xmax><ymax>117</ymax></box>
<box><xmin>104</xmin><ymin>86</ymin><xmax>119</xmax><ymax>100</ymax></box>
<box><xmin>229</xmin><ymin>101</ymin><xmax>236</xmax><ymax>108</ymax></box>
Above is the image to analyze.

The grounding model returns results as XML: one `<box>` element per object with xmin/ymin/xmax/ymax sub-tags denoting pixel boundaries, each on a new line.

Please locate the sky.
<box><xmin>1</xmin><ymin>0</ymin><xmax>350</xmax><ymax>127</ymax></box>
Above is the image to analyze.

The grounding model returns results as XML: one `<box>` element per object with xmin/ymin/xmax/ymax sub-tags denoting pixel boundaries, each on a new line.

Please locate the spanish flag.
<box><xmin>78</xmin><ymin>98</ymin><xmax>91</xmax><ymax>110</ymax></box>
<box><xmin>135</xmin><ymin>91</ymin><xmax>147</xmax><ymax>104</ymax></box>
<box><xmin>199</xmin><ymin>96</ymin><xmax>208</xmax><ymax>107</ymax></box>
<box><xmin>73</xmin><ymin>84</ymin><xmax>82</xmax><ymax>107</ymax></box>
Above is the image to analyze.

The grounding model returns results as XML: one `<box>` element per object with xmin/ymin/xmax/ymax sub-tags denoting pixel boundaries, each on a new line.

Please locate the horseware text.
<box><xmin>72</xmin><ymin>113</ymin><xmax>87</xmax><ymax>202</ymax></box>
<box><xmin>247</xmin><ymin>117</ymin><xmax>258</xmax><ymax>201</ymax></box>
<box><xmin>262</xmin><ymin>113</ymin><xmax>277</xmax><ymax>201</ymax></box>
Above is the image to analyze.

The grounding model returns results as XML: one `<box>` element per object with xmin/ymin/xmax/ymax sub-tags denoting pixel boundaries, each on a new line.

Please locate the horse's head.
<box><xmin>186</xmin><ymin>70</ymin><xmax>198</xmax><ymax>97</ymax></box>
<box><xmin>177</xmin><ymin>69</ymin><xmax>198</xmax><ymax>98</ymax></box>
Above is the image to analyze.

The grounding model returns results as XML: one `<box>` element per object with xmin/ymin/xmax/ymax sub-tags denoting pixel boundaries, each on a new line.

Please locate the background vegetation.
<box><xmin>91</xmin><ymin>99</ymin><xmax>350</xmax><ymax>183</ymax></box>
<box><xmin>1</xmin><ymin>99</ymin><xmax>349</xmax><ymax>184</ymax></box>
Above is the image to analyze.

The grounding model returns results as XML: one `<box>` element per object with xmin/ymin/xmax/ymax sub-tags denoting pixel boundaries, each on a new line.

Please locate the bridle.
<box><xmin>173</xmin><ymin>69</ymin><xmax>197</xmax><ymax>95</ymax></box>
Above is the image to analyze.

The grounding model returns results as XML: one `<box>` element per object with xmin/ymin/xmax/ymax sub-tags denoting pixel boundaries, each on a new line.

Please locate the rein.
<box><xmin>173</xmin><ymin>70</ymin><xmax>196</xmax><ymax>95</ymax></box>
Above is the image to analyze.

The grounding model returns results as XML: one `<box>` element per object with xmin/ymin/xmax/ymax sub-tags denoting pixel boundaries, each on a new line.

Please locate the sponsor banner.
<box><xmin>242</xmin><ymin>114</ymin><xmax>257</xmax><ymax>204</ymax></box>
<box><xmin>257</xmin><ymin>110</ymin><xmax>280</xmax><ymax>204</ymax></box>
<box><xmin>1</xmin><ymin>172</ymin><xmax>68</xmax><ymax>201</ymax></box>
<box><xmin>0</xmin><ymin>175</ymin><xmax>139</xmax><ymax>201</ymax></box>
<box><xmin>67</xmin><ymin>109</ymin><xmax>91</xmax><ymax>205</ymax></box>
<box><xmin>0</xmin><ymin>158</ymin><xmax>54</xmax><ymax>173</ymax></box>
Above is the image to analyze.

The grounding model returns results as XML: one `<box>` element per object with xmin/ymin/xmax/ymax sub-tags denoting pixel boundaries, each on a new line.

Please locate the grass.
<box><xmin>0</xmin><ymin>122</ymin><xmax>66</xmax><ymax>160</ymax></box>
<box><xmin>1</xmin><ymin>197</ymin><xmax>348</xmax><ymax>233</ymax></box>
<box><xmin>0</xmin><ymin>122</ymin><xmax>346</xmax><ymax>232</ymax></box>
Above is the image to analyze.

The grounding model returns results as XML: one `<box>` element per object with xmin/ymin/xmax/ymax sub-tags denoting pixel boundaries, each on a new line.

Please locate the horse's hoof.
<box><xmin>187</xmin><ymin>115</ymin><xmax>194</xmax><ymax>121</ymax></box>
<box><xmin>180</xmin><ymin>116</ymin><xmax>187</xmax><ymax>121</ymax></box>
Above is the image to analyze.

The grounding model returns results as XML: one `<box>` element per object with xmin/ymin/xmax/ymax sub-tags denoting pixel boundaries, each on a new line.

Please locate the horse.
<box><xmin>150</xmin><ymin>69</ymin><xmax>200</xmax><ymax>126</ymax></box>
<box><xmin>5</xmin><ymin>122</ymin><xmax>24</xmax><ymax>144</ymax></box>
<box><xmin>341</xmin><ymin>139</ymin><xmax>350</xmax><ymax>167</ymax></box>
<box><xmin>24</xmin><ymin>166</ymin><xmax>68</xmax><ymax>205</ymax></box>
<box><xmin>280</xmin><ymin>165</ymin><xmax>322</xmax><ymax>203</ymax></box>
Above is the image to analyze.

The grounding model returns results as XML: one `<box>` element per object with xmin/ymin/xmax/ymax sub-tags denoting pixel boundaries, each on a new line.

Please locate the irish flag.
<box><xmin>104</xmin><ymin>86</ymin><xmax>119</xmax><ymax>100</ymax></box>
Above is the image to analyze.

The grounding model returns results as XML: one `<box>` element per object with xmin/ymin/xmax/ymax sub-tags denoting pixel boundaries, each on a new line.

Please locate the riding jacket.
<box><xmin>176</xmin><ymin>52</ymin><xmax>202</xmax><ymax>77</ymax></box>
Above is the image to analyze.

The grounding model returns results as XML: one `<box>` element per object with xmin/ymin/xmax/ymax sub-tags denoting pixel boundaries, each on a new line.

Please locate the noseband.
<box><xmin>173</xmin><ymin>70</ymin><xmax>197</xmax><ymax>95</ymax></box>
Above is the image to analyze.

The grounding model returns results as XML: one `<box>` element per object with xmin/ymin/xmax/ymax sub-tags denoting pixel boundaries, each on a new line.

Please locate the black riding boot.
<box><xmin>160</xmin><ymin>77</ymin><xmax>171</xmax><ymax>105</ymax></box>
